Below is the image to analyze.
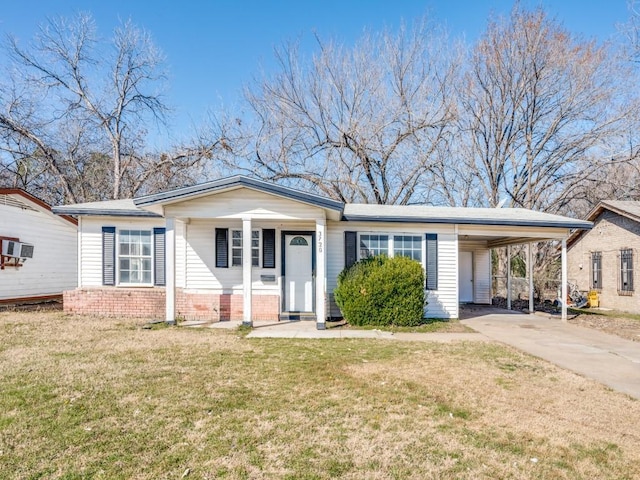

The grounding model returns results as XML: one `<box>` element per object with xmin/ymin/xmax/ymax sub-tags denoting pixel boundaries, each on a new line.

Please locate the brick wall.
<box><xmin>568</xmin><ymin>210</ymin><xmax>640</xmax><ymax>313</ymax></box>
<box><xmin>63</xmin><ymin>287</ymin><xmax>166</xmax><ymax>318</ymax></box>
<box><xmin>64</xmin><ymin>288</ymin><xmax>280</xmax><ymax>321</ymax></box>
<box><xmin>176</xmin><ymin>291</ymin><xmax>280</xmax><ymax>321</ymax></box>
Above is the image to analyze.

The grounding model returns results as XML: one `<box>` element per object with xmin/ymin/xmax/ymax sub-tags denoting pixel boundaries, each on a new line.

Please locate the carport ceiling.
<box><xmin>461</xmin><ymin>235</ymin><xmax>561</xmax><ymax>248</ymax></box>
<box><xmin>486</xmin><ymin>236</ymin><xmax>560</xmax><ymax>248</ymax></box>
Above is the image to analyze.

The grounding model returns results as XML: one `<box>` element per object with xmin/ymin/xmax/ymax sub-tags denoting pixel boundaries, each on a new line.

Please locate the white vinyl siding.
<box><xmin>78</xmin><ymin>217</ymin><xmax>164</xmax><ymax>287</ymax></box>
<box><xmin>424</xmin><ymin>233</ymin><xmax>458</xmax><ymax>319</ymax></box>
<box><xmin>0</xmin><ymin>201</ymin><xmax>77</xmax><ymax>300</ymax></box>
<box><xmin>184</xmin><ymin>220</ymin><xmax>287</xmax><ymax>294</ymax></box>
<box><xmin>175</xmin><ymin>220</ymin><xmax>186</xmax><ymax>288</ymax></box>
<box><xmin>164</xmin><ymin>188</ymin><xmax>326</xmax><ymax>221</ymax></box>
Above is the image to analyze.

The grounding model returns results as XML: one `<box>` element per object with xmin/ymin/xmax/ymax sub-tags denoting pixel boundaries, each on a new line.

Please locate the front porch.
<box><xmin>161</xmin><ymin>216</ymin><xmax>329</xmax><ymax>328</ymax></box>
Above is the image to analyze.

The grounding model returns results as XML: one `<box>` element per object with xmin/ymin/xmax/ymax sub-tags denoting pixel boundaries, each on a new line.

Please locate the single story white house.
<box><xmin>0</xmin><ymin>188</ymin><xmax>78</xmax><ymax>303</ymax></box>
<box><xmin>53</xmin><ymin>176</ymin><xmax>591</xmax><ymax>328</ymax></box>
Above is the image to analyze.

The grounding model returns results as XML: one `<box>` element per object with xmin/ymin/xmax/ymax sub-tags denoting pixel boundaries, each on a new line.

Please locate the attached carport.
<box><xmin>342</xmin><ymin>204</ymin><xmax>593</xmax><ymax>321</ymax></box>
<box><xmin>453</xmin><ymin>210</ymin><xmax>593</xmax><ymax>321</ymax></box>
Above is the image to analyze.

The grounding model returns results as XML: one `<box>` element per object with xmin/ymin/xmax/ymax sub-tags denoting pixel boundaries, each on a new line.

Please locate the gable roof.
<box><xmin>585</xmin><ymin>200</ymin><xmax>640</xmax><ymax>223</ymax></box>
<box><xmin>567</xmin><ymin>200</ymin><xmax>640</xmax><ymax>247</ymax></box>
<box><xmin>343</xmin><ymin>204</ymin><xmax>593</xmax><ymax>229</ymax></box>
<box><xmin>0</xmin><ymin>188</ymin><xmax>77</xmax><ymax>225</ymax></box>
<box><xmin>133</xmin><ymin>175</ymin><xmax>345</xmax><ymax>213</ymax></box>
<box><xmin>50</xmin><ymin>175</ymin><xmax>592</xmax><ymax>233</ymax></box>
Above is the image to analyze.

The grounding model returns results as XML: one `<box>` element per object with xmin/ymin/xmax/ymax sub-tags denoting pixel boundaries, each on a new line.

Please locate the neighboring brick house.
<box><xmin>567</xmin><ymin>201</ymin><xmax>640</xmax><ymax>313</ymax></box>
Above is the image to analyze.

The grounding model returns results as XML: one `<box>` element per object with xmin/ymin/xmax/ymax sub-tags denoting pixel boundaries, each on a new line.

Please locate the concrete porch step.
<box><xmin>279</xmin><ymin>312</ymin><xmax>317</xmax><ymax>322</ymax></box>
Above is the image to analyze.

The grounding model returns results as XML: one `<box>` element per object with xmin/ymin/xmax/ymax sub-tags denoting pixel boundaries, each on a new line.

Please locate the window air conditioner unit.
<box><xmin>1</xmin><ymin>240</ymin><xmax>34</xmax><ymax>259</ymax></box>
<box><xmin>19</xmin><ymin>242</ymin><xmax>34</xmax><ymax>259</ymax></box>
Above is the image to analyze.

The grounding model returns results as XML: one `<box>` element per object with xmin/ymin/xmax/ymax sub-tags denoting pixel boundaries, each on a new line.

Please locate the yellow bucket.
<box><xmin>587</xmin><ymin>290</ymin><xmax>599</xmax><ymax>308</ymax></box>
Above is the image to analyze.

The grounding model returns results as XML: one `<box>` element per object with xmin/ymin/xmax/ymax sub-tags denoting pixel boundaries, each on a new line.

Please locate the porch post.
<box><xmin>561</xmin><ymin>238</ymin><xmax>567</xmax><ymax>322</ymax></box>
<box><xmin>528</xmin><ymin>242</ymin><xmax>534</xmax><ymax>314</ymax></box>
<box><xmin>315</xmin><ymin>219</ymin><xmax>326</xmax><ymax>330</ymax></box>
<box><xmin>242</xmin><ymin>217</ymin><xmax>252</xmax><ymax>327</ymax></box>
<box><xmin>506</xmin><ymin>245</ymin><xmax>512</xmax><ymax>310</ymax></box>
<box><xmin>165</xmin><ymin>217</ymin><xmax>176</xmax><ymax>322</ymax></box>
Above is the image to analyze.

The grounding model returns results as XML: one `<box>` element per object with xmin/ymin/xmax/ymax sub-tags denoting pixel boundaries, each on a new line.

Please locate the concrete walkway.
<box><xmin>201</xmin><ymin>318</ymin><xmax>482</xmax><ymax>342</ymax></box>
<box><xmin>461</xmin><ymin>310</ymin><xmax>640</xmax><ymax>400</ymax></box>
<box><xmin>243</xmin><ymin>320</ymin><xmax>483</xmax><ymax>343</ymax></box>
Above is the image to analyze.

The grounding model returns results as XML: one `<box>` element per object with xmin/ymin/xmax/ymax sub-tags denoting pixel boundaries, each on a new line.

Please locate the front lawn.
<box><xmin>1</xmin><ymin>311</ymin><xmax>639</xmax><ymax>479</ymax></box>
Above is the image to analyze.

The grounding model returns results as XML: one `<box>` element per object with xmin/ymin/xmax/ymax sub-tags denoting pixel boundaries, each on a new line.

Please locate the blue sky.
<box><xmin>0</xmin><ymin>1</ymin><xmax>633</xmax><ymax>147</ymax></box>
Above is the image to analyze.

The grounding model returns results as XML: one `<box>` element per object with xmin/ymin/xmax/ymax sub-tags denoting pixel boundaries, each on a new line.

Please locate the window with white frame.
<box><xmin>119</xmin><ymin>230</ymin><xmax>152</xmax><ymax>284</ymax></box>
<box><xmin>359</xmin><ymin>234</ymin><xmax>389</xmax><ymax>259</ymax></box>
<box><xmin>393</xmin><ymin>235</ymin><xmax>423</xmax><ymax>262</ymax></box>
<box><xmin>231</xmin><ymin>229</ymin><xmax>260</xmax><ymax>267</ymax></box>
<box><xmin>358</xmin><ymin>233</ymin><xmax>423</xmax><ymax>263</ymax></box>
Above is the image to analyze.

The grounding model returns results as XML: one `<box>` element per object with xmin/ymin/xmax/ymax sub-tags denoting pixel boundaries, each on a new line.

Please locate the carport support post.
<box><xmin>528</xmin><ymin>243</ymin><xmax>534</xmax><ymax>314</ymax></box>
<box><xmin>561</xmin><ymin>238</ymin><xmax>568</xmax><ymax>322</ymax></box>
<box><xmin>506</xmin><ymin>245</ymin><xmax>512</xmax><ymax>310</ymax></box>
<box><xmin>242</xmin><ymin>217</ymin><xmax>252</xmax><ymax>327</ymax></box>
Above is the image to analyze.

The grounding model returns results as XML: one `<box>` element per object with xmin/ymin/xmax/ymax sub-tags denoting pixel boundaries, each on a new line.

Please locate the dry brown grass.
<box><xmin>1</xmin><ymin>311</ymin><xmax>639</xmax><ymax>479</ymax></box>
<box><xmin>569</xmin><ymin>311</ymin><xmax>640</xmax><ymax>342</ymax></box>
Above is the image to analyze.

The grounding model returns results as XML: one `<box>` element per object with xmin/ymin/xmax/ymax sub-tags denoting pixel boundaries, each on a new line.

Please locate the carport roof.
<box><xmin>343</xmin><ymin>204</ymin><xmax>593</xmax><ymax>229</ymax></box>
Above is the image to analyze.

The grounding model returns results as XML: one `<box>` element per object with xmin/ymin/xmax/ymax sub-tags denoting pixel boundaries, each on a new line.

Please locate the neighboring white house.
<box><xmin>0</xmin><ymin>189</ymin><xmax>78</xmax><ymax>303</ymax></box>
<box><xmin>53</xmin><ymin>176</ymin><xmax>591</xmax><ymax>327</ymax></box>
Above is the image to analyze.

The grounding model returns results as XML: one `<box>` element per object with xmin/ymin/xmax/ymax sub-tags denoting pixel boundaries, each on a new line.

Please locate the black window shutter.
<box><xmin>153</xmin><ymin>228</ymin><xmax>166</xmax><ymax>286</ymax></box>
<box><xmin>344</xmin><ymin>231</ymin><xmax>357</xmax><ymax>269</ymax></box>
<box><xmin>215</xmin><ymin>228</ymin><xmax>229</xmax><ymax>268</ymax></box>
<box><xmin>426</xmin><ymin>233</ymin><xmax>438</xmax><ymax>290</ymax></box>
<box><xmin>102</xmin><ymin>226</ymin><xmax>116</xmax><ymax>286</ymax></box>
<box><xmin>263</xmin><ymin>229</ymin><xmax>276</xmax><ymax>268</ymax></box>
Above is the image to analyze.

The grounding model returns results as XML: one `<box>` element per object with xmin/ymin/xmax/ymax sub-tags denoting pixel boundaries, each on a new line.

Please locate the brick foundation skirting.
<box><xmin>177</xmin><ymin>291</ymin><xmax>280</xmax><ymax>321</ymax></box>
<box><xmin>63</xmin><ymin>288</ymin><xmax>166</xmax><ymax>318</ymax></box>
<box><xmin>63</xmin><ymin>288</ymin><xmax>280</xmax><ymax>321</ymax></box>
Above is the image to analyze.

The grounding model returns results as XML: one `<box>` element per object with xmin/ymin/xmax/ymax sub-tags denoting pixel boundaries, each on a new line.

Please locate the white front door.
<box><xmin>459</xmin><ymin>251</ymin><xmax>474</xmax><ymax>303</ymax></box>
<box><xmin>284</xmin><ymin>234</ymin><xmax>313</xmax><ymax>312</ymax></box>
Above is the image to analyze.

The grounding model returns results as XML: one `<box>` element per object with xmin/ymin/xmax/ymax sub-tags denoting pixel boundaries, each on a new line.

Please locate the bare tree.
<box><xmin>0</xmin><ymin>14</ymin><xmax>218</xmax><ymax>204</ymax></box>
<box><xmin>453</xmin><ymin>5</ymin><xmax>638</xmax><ymax>211</ymax></box>
<box><xmin>223</xmin><ymin>20</ymin><xmax>459</xmax><ymax>204</ymax></box>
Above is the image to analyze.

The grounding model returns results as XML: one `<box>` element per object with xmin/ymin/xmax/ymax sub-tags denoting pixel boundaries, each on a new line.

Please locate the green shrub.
<box><xmin>334</xmin><ymin>254</ymin><xmax>426</xmax><ymax>327</ymax></box>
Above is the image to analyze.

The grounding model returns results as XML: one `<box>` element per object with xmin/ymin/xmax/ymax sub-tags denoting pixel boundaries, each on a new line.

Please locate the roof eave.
<box><xmin>341</xmin><ymin>214</ymin><xmax>593</xmax><ymax>230</ymax></box>
<box><xmin>593</xmin><ymin>201</ymin><xmax>640</xmax><ymax>223</ymax></box>
<box><xmin>1</xmin><ymin>188</ymin><xmax>78</xmax><ymax>226</ymax></box>
<box><xmin>51</xmin><ymin>207</ymin><xmax>162</xmax><ymax>218</ymax></box>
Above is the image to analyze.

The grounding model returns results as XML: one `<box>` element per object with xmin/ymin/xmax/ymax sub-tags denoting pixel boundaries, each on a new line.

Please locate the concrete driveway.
<box><xmin>460</xmin><ymin>307</ymin><xmax>640</xmax><ymax>400</ymax></box>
